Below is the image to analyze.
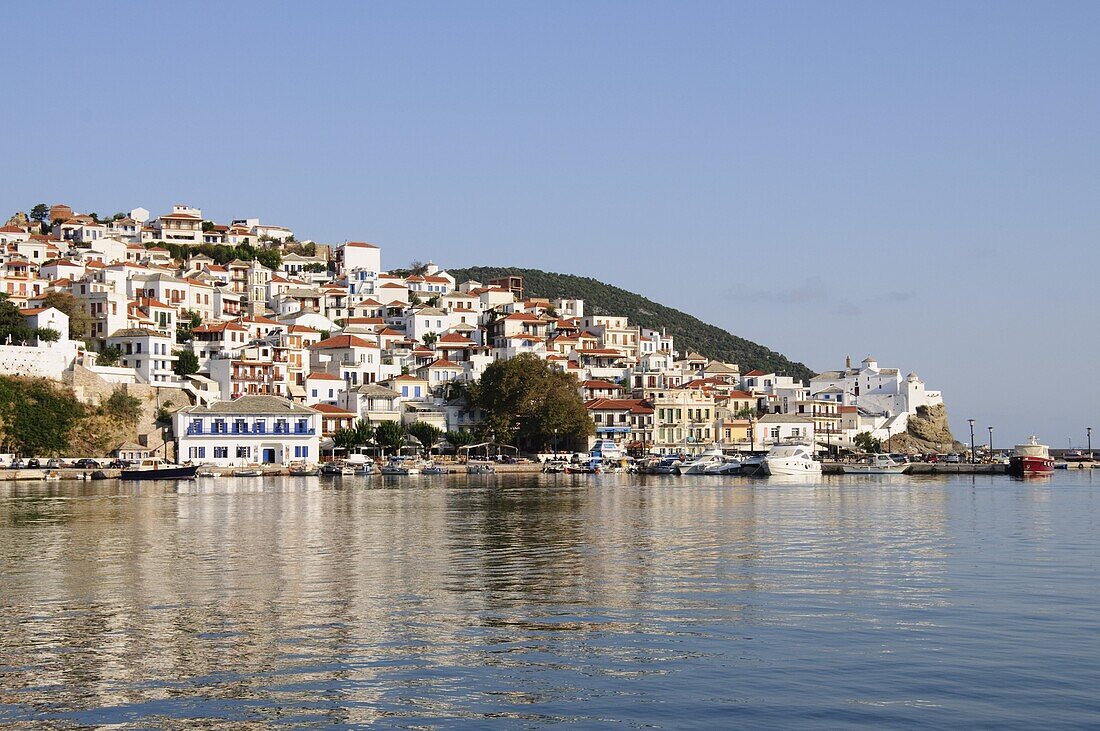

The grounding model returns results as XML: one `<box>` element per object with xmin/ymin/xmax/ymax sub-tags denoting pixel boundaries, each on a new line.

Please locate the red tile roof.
<box><xmin>311</xmin><ymin>334</ymin><xmax>375</xmax><ymax>349</ymax></box>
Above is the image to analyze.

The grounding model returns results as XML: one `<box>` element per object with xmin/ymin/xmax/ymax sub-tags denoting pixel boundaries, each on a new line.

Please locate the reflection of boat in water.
<box><xmin>466</xmin><ymin>461</ymin><xmax>496</xmax><ymax>474</ymax></box>
<box><xmin>763</xmin><ymin>444</ymin><xmax>821</xmax><ymax>476</ymax></box>
<box><xmin>1009</xmin><ymin>436</ymin><xmax>1055</xmax><ymax>476</ymax></box>
<box><xmin>121</xmin><ymin>459</ymin><xmax>199</xmax><ymax>481</ymax></box>
<box><xmin>841</xmin><ymin>454</ymin><xmax>909</xmax><ymax>475</ymax></box>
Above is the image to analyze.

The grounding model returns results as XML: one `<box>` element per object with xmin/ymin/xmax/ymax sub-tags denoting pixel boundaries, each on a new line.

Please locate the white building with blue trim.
<box><xmin>174</xmin><ymin>395</ymin><xmax>320</xmax><ymax>466</ymax></box>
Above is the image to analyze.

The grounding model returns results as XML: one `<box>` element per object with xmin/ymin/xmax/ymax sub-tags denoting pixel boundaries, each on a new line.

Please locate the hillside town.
<box><xmin>0</xmin><ymin>202</ymin><xmax>946</xmax><ymax>466</ymax></box>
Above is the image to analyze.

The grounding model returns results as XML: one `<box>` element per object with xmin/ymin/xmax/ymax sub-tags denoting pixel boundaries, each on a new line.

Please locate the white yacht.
<box><xmin>763</xmin><ymin>444</ymin><xmax>821</xmax><ymax>476</ymax></box>
<box><xmin>679</xmin><ymin>445</ymin><xmax>737</xmax><ymax>475</ymax></box>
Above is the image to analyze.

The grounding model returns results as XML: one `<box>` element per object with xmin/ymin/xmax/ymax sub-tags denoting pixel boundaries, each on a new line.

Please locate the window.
<box><xmin>214</xmin><ymin>446</ymin><xmax>228</xmax><ymax>459</ymax></box>
<box><xmin>254</xmin><ymin>420</ymin><xmax>266</xmax><ymax>434</ymax></box>
<box><xmin>770</xmin><ymin>427</ymin><xmax>780</xmax><ymax>438</ymax></box>
<box><xmin>190</xmin><ymin>419</ymin><xmax>202</xmax><ymax>433</ymax></box>
<box><xmin>236</xmin><ymin>446</ymin><xmax>250</xmax><ymax>458</ymax></box>
<box><xmin>294</xmin><ymin>446</ymin><xmax>309</xmax><ymax>458</ymax></box>
<box><xmin>188</xmin><ymin>447</ymin><xmax>206</xmax><ymax>459</ymax></box>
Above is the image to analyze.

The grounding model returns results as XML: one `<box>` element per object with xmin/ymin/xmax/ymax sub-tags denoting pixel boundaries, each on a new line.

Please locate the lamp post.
<box><xmin>968</xmin><ymin>419</ymin><xmax>976</xmax><ymax>464</ymax></box>
<box><xmin>1088</xmin><ymin>427</ymin><xmax>1093</xmax><ymax>460</ymax></box>
<box><xmin>987</xmin><ymin>426</ymin><xmax>993</xmax><ymax>463</ymax></box>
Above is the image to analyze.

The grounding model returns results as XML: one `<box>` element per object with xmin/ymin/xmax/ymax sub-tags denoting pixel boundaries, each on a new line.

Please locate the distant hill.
<box><xmin>447</xmin><ymin>266</ymin><xmax>815</xmax><ymax>381</ymax></box>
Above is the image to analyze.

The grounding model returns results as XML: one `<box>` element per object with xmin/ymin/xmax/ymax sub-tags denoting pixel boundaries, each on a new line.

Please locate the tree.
<box><xmin>0</xmin><ymin>294</ymin><xmax>34</xmax><ymax>343</ymax></box>
<box><xmin>445</xmin><ymin>429</ymin><xmax>477</xmax><ymax>449</ymax></box>
<box><xmin>468</xmin><ymin>353</ymin><xmax>593</xmax><ymax>451</ymax></box>
<box><xmin>374</xmin><ymin>420</ymin><xmax>406</xmax><ymax>454</ymax></box>
<box><xmin>406</xmin><ymin>422</ymin><xmax>442</xmax><ymax>452</ymax></box>
<box><xmin>102</xmin><ymin>388</ymin><xmax>142</xmax><ymax>421</ymax></box>
<box><xmin>96</xmin><ymin>345</ymin><xmax>121</xmax><ymax>367</ymax></box>
<box><xmin>40</xmin><ymin>291</ymin><xmax>93</xmax><ymax>340</ymax></box>
<box><xmin>427</xmin><ymin>296</ymin><xmax>440</xmax><ymax>307</ymax></box>
<box><xmin>35</xmin><ymin>328</ymin><xmax>60</xmax><ymax>342</ymax></box>
<box><xmin>853</xmin><ymin>432</ymin><xmax>883</xmax><ymax>454</ymax></box>
<box><xmin>409</xmin><ymin>293</ymin><xmax>422</xmax><ymax>307</ymax></box>
<box><xmin>176</xmin><ymin>309</ymin><xmax>201</xmax><ymax>343</ymax></box>
<box><xmin>29</xmin><ymin>204</ymin><xmax>49</xmax><ymax>224</ymax></box>
<box><xmin>409</xmin><ymin>260</ymin><xmax>429</xmax><ymax>276</ymax></box>
<box><xmin>174</xmin><ymin>349</ymin><xmax>199</xmax><ymax>376</ymax></box>
<box><xmin>422</xmin><ymin>332</ymin><xmax>438</xmax><ymax>347</ymax></box>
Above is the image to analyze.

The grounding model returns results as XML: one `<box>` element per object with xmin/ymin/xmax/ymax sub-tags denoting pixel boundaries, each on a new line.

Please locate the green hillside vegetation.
<box><xmin>448</xmin><ymin>266</ymin><xmax>815</xmax><ymax>381</ymax></box>
<box><xmin>0</xmin><ymin>376</ymin><xmax>144</xmax><ymax>457</ymax></box>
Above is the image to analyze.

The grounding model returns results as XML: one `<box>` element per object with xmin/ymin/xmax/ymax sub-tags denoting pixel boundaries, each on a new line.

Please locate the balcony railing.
<box><xmin>186</xmin><ymin>426</ymin><xmax>315</xmax><ymax>435</ymax></box>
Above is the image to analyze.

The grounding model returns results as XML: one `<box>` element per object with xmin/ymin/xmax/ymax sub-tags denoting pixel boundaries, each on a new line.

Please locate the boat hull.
<box><xmin>1008</xmin><ymin>455</ymin><xmax>1055</xmax><ymax>476</ymax></box>
<box><xmin>120</xmin><ymin>465</ymin><xmax>198</xmax><ymax>481</ymax></box>
<box><xmin>764</xmin><ymin>459</ymin><xmax>822</xmax><ymax>476</ymax></box>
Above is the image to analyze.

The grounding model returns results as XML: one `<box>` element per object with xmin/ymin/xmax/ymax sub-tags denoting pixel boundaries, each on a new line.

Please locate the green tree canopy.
<box><xmin>40</xmin><ymin>291</ymin><xmax>93</xmax><ymax>340</ymax></box>
<box><xmin>0</xmin><ymin>294</ymin><xmax>34</xmax><ymax>344</ymax></box>
<box><xmin>406</xmin><ymin>422</ymin><xmax>442</xmax><ymax>451</ymax></box>
<box><xmin>174</xmin><ymin>349</ymin><xmax>200</xmax><ymax>376</ymax></box>
<box><xmin>853</xmin><ymin>432</ymin><xmax>883</xmax><ymax>454</ymax></box>
<box><xmin>467</xmin><ymin>353</ymin><xmax>593</xmax><ymax>451</ymax></box>
<box><xmin>374</xmin><ymin>420</ymin><xmax>406</xmax><ymax>453</ymax></box>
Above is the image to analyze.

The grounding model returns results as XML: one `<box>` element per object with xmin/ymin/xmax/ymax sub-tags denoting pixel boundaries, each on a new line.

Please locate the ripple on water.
<box><xmin>1</xmin><ymin>472</ymin><xmax>1099</xmax><ymax>728</ymax></box>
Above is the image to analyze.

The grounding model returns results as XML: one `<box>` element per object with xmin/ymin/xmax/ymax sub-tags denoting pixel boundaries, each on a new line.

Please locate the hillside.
<box><xmin>447</xmin><ymin>266</ymin><xmax>815</xmax><ymax>381</ymax></box>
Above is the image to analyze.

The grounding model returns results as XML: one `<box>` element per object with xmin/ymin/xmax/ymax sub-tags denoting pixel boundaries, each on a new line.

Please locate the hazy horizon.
<box><xmin>3</xmin><ymin>1</ymin><xmax>1097</xmax><ymax>448</ymax></box>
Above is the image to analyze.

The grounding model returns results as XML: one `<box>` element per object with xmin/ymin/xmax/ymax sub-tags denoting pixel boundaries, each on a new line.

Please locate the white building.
<box><xmin>175</xmin><ymin>395</ymin><xmax>320</xmax><ymax>466</ymax></box>
<box><xmin>810</xmin><ymin>355</ymin><xmax>943</xmax><ymax>418</ymax></box>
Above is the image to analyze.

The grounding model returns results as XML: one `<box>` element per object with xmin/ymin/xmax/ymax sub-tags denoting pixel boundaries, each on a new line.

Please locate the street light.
<box><xmin>968</xmin><ymin>419</ymin><xmax>976</xmax><ymax>464</ymax></box>
<box><xmin>1088</xmin><ymin>427</ymin><xmax>1093</xmax><ymax>460</ymax></box>
<box><xmin>987</xmin><ymin>426</ymin><xmax>993</xmax><ymax>462</ymax></box>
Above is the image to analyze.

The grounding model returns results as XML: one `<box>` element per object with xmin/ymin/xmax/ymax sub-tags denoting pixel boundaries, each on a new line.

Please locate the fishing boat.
<box><xmin>466</xmin><ymin>460</ymin><xmax>496</xmax><ymax>474</ymax></box>
<box><xmin>195</xmin><ymin>465</ymin><xmax>222</xmax><ymax>478</ymax></box>
<box><xmin>288</xmin><ymin>462</ymin><xmax>320</xmax><ymax>476</ymax></box>
<box><xmin>233</xmin><ymin>466</ymin><xmax>264</xmax><ymax>477</ymax></box>
<box><xmin>841</xmin><ymin>453</ymin><xmax>909</xmax><ymax>475</ymax></box>
<box><xmin>564</xmin><ymin>458</ymin><xmax>602</xmax><ymax>474</ymax></box>
<box><xmin>763</xmin><ymin>444</ymin><xmax>821</xmax><ymax>476</ymax></box>
<box><xmin>1008</xmin><ymin>436</ymin><xmax>1055</xmax><ymax>476</ymax></box>
<box><xmin>120</xmin><ymin>458</ymin><xmax>198</xmax><ymax>481</ymax></box>
<box><xmin>542</xmin><ymin>459</ymin><xmax>568</xmax><ymax>473</ymax></box>
<box><xmin>380</xmin><ymin>457</ymin><xmax>420</xmax><ymax>475</ymax></box>
<box><xmin>421</xmin><ymin>462</ymin><xmax>447</xmax><ymax>475</ymax></box>
<box><xmin>42</xmin><ymin>470</ymin><xmax>61</xmax><ymax>481</ymax></box>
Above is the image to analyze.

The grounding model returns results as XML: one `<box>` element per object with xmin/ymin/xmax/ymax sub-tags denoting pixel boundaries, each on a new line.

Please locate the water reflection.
<box><xmin>1</xmin><ymin>473</ymin><xmax>1098</xmax><ymax>728</ymax></box>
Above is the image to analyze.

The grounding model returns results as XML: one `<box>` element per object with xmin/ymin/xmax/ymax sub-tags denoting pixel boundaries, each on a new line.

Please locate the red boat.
<box><xmin>1008</xmin><ymin>436</ymin><xmax>1055</xmax><ymax>476</ymax></box>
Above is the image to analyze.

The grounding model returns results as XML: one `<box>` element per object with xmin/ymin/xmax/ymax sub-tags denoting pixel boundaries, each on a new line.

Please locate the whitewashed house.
<box><xmin>175</xmin><ymin>395</ymin><xmax>320</xmax><ymax>466</ymax></box>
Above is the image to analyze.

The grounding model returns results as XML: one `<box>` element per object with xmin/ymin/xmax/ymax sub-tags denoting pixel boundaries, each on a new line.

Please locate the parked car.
<box><xmin>73</xmin><ymin>458</ymin><xmax>101</xmax><ymax>469</ymax></box>
<box><xmin>46</xmin><ymin>458</ymin><xmax>64</xmax><ymax>469</ymax></box>
<box><xmin>944</xmin><ymin>453</ymin><xmax>961</xmax><ymax>463</ymax></box>
<box><xmin>27</xmin><ymin>458</ymin><xmax>40</xmax><ymax>469</ymax></box>
<box><xmin>108</xmin><ymin>459</ymin><xmax>131</xmax><ymax>469</ymax></box>
<box><xmin>10</xmin><ymin>459</ymin><xmax>26</xmax><ymax>469</ymax></box>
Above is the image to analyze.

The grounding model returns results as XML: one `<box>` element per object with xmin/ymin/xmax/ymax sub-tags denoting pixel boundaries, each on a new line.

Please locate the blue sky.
<box><xmin>3</xmin><ymin>1</ymin><xmax>1098</xmax><ymax>447</ymax></box>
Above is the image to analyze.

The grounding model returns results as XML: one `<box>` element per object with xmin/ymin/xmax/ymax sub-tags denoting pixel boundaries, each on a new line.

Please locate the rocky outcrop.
<box><xmin>4</xmin><ymin>212</ymin><xmax>29</xmax><ymax>230</ymax></box>
<box><xmin>891</xmin><ymin>403</ymin><xmax>966</xmax><ymax>453</ymax></box>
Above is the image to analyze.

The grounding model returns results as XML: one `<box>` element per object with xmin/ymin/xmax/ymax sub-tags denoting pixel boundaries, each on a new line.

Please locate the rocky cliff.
<box><xmin>891</xmin><ymin>404</ymin><xmax>966</xmax><ymax>453</ymax></box>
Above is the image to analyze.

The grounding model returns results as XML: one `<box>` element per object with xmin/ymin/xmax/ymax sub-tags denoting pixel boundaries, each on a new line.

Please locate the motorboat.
<box><xmin>644</xmin><ymin>456</ymin><xmax>682</xmax><ymax>475</ymax></box>
<box><xmin>1008</xmin><ymin>436</ymin><xmax>1055</xmax><ymax>476</ymax></box>
<box><xmin>466</xmin><ymin>461</ymin><xmax>496</xmax><ymax>474</ymax></box>
<box><xmin>841</xmin><ymin>454</ymin><xmax>909</xmax><ymax>475</ymax></box>
<box><xmin>321</xmin><ymin>461</ymin><xmax>355</xmax><ymax>475</ymax></box>
<box><xmin>421</xmin><ymin>462</ymin><xmax>447</xmax><ymax>475</ymax></box>
<box><xmin>678</xmin><ymin>445</ymin><xmax>732</xmax><ymax>475</ymax></box>
<box><xmin>120</xmin><ymin>458</ymin><xmax>198</xmax><ymax>481</ymax></box>
<box><xmin>702</xmin><ymin>457</ymin><xmax>743</xmax><ymax>475</ymax></box>
<box><xmin>42</xmin><ymin>470</ymin><xmax>61</xmax><ymax>481</ymax></box>
<box><xmin>195</xmin><ymin>465</ymin><xmax>222</xmax><ymax>478</ymax></box>
<box><xmin>763</xmin><ymin>444</ymin><xmax>821</xmax><ymax>476</ymax></box>
<box><xmin>233</xmin><ymin>466</ymin><xmax>265</xmax><ymax>477</ymax></box>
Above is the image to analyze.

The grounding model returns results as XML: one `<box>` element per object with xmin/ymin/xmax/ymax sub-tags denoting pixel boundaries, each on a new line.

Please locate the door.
<box><xmin>262</xmin><ymin>448</ymin><xmax>276</xmax><ymax>464</ymax></box>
